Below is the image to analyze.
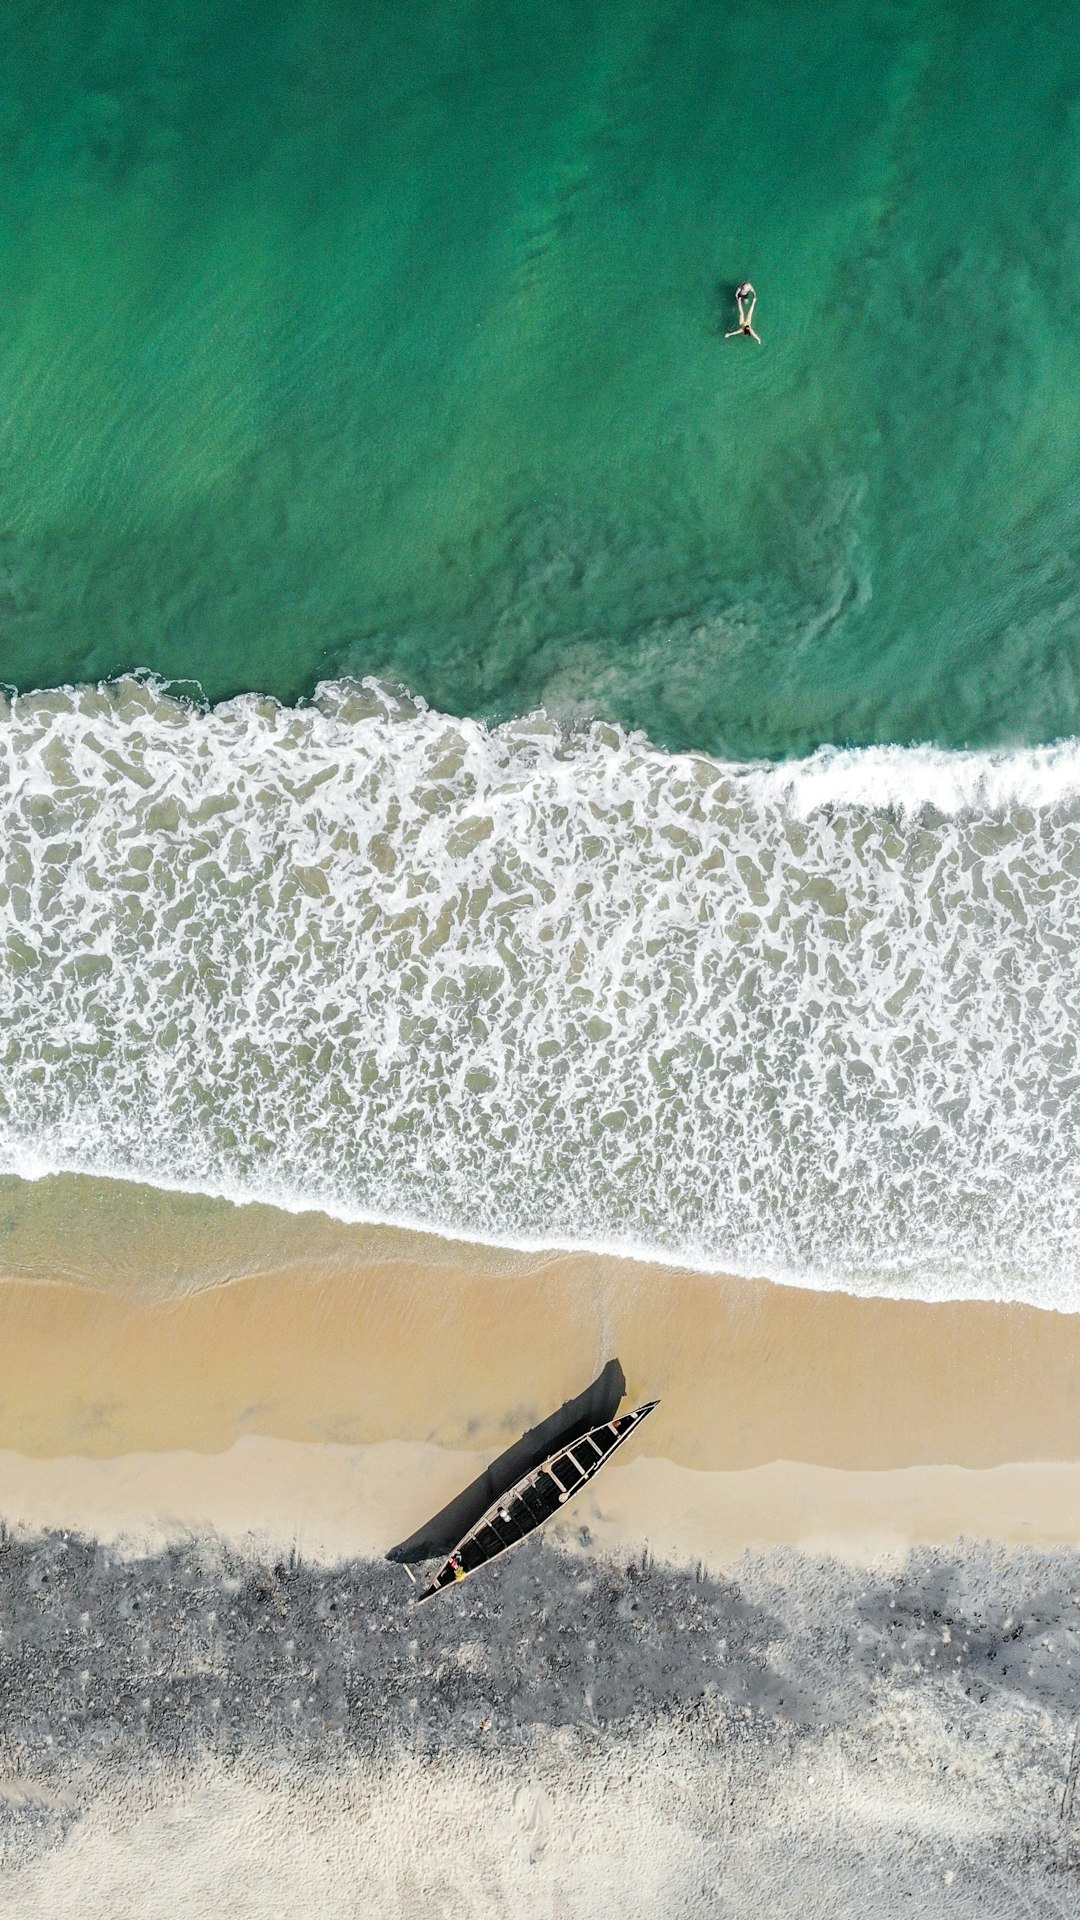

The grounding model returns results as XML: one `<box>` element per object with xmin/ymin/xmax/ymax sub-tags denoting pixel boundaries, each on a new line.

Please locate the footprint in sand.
<box><xmin>511</xmin><ymin>1784</ymin><xmax>550</xmax><ymax>1864</ymax></box>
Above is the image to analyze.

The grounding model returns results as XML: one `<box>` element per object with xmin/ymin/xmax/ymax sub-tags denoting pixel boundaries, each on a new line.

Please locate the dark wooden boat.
<box><xmin>412</xmin><ymin>1399</ymin><xmax>658</xmax><ymax>1603</ymax></box>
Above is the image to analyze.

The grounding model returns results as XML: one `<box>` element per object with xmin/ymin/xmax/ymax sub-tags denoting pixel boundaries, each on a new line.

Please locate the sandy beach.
<box><xmin>1</xmin><ymin>1177</ymin><xmax>1078</xmax><ymax>1568</ymax></box>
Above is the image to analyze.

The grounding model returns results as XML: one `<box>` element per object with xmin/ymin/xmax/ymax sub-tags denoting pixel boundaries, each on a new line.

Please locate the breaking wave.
<box><xmin>2</xmin><ymin>674</ymin><xmax>1080</xmax><ymax>1308</ymax></box>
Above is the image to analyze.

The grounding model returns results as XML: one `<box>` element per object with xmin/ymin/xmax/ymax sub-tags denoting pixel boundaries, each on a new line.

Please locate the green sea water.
<box><xmin>1</xmin><ymin>0</ymin><xmax>1079</xmax><ymax>756</ymax></box>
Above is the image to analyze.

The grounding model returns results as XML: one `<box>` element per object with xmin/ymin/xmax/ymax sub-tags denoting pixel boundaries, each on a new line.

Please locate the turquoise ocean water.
<box><xmin>3</xmin><ymin>3</ymin><xmax>1080</xmax><ymax>1307</ymax></box>
<box><xmin>1</xmin><ymin>0</ymin><xmax>1079</xmax><ymax>754</ymax></box>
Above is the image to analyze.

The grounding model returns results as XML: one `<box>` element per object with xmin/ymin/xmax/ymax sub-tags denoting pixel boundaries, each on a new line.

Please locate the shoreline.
<box><xmin>2</xmin><ymin>1166</ymin><xmax>1079</xmax><ymax>1315</ymax></box>
<box><xmin>2</xmin><ymin>1247</ymin><xmax>1079</xmax><ymax>1469</ymax></box>
<box><xmin>1</xmin><ymin>1220</ymin><xmax>1078</xmax><ymax>1567</ymax></box>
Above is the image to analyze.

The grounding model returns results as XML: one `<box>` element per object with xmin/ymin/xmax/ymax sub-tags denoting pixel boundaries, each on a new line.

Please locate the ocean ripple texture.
<box><xmin>4</xmin><ymin>1</ymin><xmax>1080</xmax><ymax>760</ymax></box>
<box><xmin>2</xmin><ymin>676</ymin><xmax>1080</xmax><ymax>1308</ymax></box>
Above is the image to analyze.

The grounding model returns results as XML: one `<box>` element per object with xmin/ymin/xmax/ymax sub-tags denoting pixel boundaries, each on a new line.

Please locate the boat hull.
<box><xmin>416</xmin><ymin>1400</ymin><xmax>659</xmax><ymax>1602</ymax></box>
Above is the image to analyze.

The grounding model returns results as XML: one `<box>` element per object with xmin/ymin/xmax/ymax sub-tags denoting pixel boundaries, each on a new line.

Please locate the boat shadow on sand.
<box><xmin>388</xmin><ymin>1360</ymin><xmax>657</xmax><ymax>1599</ymax></box>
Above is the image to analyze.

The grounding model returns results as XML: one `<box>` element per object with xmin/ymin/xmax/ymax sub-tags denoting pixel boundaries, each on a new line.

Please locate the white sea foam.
<box><xmin>2</xmin><ymin>675</ymin><xmax>1080</xmax><ymax>1308</ymax></box>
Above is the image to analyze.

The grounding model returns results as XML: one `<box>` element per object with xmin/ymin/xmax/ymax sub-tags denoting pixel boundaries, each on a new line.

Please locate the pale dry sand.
<box><xmin>1</xmin><ymin>1215</ymin><xmax>1079</xmax><ymax>1565</ymax></box>
<box><xmin>1</xmin><ymin>1439</ymin><xmax>1079</xmax><ymax>1572</ymax></box>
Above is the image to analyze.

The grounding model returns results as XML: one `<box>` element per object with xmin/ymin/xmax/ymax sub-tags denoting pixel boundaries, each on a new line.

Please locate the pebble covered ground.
<box><xmin>1</xmin><ymin>1529</ymin><xmax>1077</xmax><ymax>1915</ymax></box>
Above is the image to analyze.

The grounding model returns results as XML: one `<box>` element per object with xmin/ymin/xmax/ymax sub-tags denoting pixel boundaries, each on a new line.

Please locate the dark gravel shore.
<box><xmin>1</xmin><ymin>1528</ymin><xmax>1077</xmax><ymax>1915</ymax></box>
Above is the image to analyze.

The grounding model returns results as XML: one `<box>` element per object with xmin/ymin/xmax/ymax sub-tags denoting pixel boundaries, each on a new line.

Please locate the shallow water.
<box><xmin>1</xmin><ymin>1</ymin><xmax>1080</xmax><ymax>755</ymax></box>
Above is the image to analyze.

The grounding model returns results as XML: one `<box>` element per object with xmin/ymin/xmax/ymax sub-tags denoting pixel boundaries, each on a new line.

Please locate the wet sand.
<box><xmin>1</xmin><ymin>1212</ymin><xmax>1079</xmax><ymax>1565</ymax></box>
<box><xmin>1</xmin><ymin>1236</ymin><xmax>1079</xmax><ymax>1467</ymax></box>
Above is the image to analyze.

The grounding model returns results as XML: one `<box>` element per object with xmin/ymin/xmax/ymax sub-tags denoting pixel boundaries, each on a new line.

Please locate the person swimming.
<box><xmin>726</xmin><ymin>283</ymin><xmax>761</xmax><ymax>344</ymax></box>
